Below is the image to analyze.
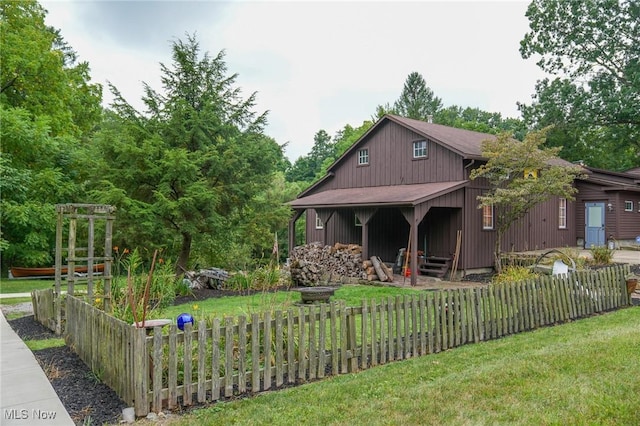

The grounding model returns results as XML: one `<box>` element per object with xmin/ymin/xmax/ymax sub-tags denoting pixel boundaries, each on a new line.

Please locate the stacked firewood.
<box><xmin>289</xmin><ymin>242</ymin><xmax>366</xmax><ymax>286</ymax></box>
<box><xmin>363</xmin><ymin>256</ymin><xmax>395</xmax><ymax>282</ymax></box>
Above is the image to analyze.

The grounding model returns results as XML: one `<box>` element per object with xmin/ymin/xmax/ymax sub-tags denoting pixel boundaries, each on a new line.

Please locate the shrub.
<box><xmin>491</xmin><ymin>265</ymin><xmax>538</xmax><ymax>285</ymax></box>
<box><xmin>590</xmin><ymin>245</ymin><xmax>614</xmax><ymax>265</ymax></box>
<box><xmin>224</xmin><ymin>265</ymin><xmax>291</xmax><ymax>292</ymax></box>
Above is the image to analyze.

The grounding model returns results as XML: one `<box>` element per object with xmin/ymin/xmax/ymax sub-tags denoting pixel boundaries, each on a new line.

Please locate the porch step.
<box><xmin>419</xmin><ymin>256</ymin><xmax>452</xmax><ymax>278</ymax></box>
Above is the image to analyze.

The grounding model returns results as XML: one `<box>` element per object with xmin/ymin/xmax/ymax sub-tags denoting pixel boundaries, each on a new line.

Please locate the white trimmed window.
<box><xmin>358</xmin><ymin>148</ymin><xmax>369</xmax><ymax>165</ymax></box>
<box><xmin>413</xmin><ymin>140</ymin><xmax>427</xmax><ymax>158</ymax></box>
<box><xmin>625</xmin><ymin>201</ymin><xmax>633</xmax><ymax>211</ymax></box>
<box><xmin>315</xmin><ymin>216</ymin><xmax>323</xmax><ymax>229</ymax></box>
<box><xmin>559</xmin><ymin>198</ymin><xmax>567</xmax><ymax>229</ymax></box>
<box><xmin>355</xmin><ymin>216</ymin><xmax>362</xmax><ymax>227</ymax></box>
<box><xmin>482</xmin><ymin>205</ymin><xmax>494</xmax><ymax>230</ymax></box>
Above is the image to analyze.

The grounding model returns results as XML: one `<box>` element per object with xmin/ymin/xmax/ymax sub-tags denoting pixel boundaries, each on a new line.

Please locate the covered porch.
<box><xmin>288</xmin><ymin>181</ymin><xmax>468</xmax><ymax>286</ymax></box>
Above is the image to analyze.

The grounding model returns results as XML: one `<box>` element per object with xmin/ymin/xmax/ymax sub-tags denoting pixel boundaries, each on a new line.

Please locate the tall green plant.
<box><xmin>89</xmin><ymin>34</ymin><xmax>286</xmax><ymax>274</ymax></box>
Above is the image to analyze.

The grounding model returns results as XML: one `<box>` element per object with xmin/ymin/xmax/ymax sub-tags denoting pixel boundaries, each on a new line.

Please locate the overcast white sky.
<box><xmin>42</xmin><ymin>0</ymin><xmax>545</xmax><ymax>161</ymax></box>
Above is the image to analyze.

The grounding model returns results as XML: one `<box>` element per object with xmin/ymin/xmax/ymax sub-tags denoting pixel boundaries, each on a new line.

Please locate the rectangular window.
<box><xmin>625</xmin><ymin>201</ymin><xmax>633</xmax><ymax>211</ymax></box>
<box><xmin>358</xmin><ymin>148</ymin><xmax>369</xmax><ymax>165</ymax></box>
<box><xmin>355</xmin><ymin>216</ymin><xmax>362</xmax><ymax>227</ymax></box>
<box><xmin>482</xmin><ymin>204</ymin><xmax>494</xmax><ymax>230</ymax></box>
<box><xmin>413</xmin><ymin>140</ymin><xmax>427</xmax><ymax>158</ymax></box>
<box><xmin>315</xmin><ymin>215</ymin><xmax>323</xmax><ymax>229</ymax></box>
<box><xmin>559</xmin><ymin>198</ymin><xmax>567</xmax><ymax>229</ymax></box>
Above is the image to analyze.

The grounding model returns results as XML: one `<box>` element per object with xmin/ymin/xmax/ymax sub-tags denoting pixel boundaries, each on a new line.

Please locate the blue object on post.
<box><xmin>177</xmin><ymin>313</ymin><xmax>194</xmax><ymax>330</ymax></box>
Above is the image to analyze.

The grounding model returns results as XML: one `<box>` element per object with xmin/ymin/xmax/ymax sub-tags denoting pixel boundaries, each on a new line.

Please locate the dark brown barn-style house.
<box><xmin>288</xmin><ymin>114</ymin><xmax>640</xmax><ymax>285</ymax></box>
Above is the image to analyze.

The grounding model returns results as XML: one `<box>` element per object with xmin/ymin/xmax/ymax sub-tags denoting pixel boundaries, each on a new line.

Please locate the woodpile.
<box><xmin>363</xmin><ymin>256</ymin><xmax>395</xmax><ymax>282</ymax></box>
<box><xmin>289</xmin><ymin>243</ymin><xmax>397</xmax><ymax>286</ymax></box>
<box><xmin>289</xmin><ymin>242</ymin><xmax>366</xmax><ymax>286</ymax></box>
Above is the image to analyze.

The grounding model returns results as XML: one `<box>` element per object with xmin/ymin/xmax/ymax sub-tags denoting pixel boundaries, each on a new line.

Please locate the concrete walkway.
<box><xmin>0</xmin><ymin>310</ymin><xmax>74</xmax><ymax>425</ymax></box>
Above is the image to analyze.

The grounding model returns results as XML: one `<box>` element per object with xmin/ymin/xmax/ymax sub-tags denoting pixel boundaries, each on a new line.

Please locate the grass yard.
<box><xmin>0</xmin><ymin>279</ymin><xmax>56</xmax><ymax>293</ymax></box>
<box><xmin>168</xmin><ymin>307</ymin><xmax>640</xmax><ymax>426</ymax></box>
<box><xmin>161</xmin><ymin>284</ymin><xmax>425</xmax><ymax>321</ymax></box>
<box><xmin>0</xmin><ymin>279</ymin><xmax>88</xmax><ymax>294</ymax></box>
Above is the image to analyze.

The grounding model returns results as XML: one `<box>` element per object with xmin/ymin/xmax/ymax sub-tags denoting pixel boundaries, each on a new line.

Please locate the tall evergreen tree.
<box><xmin>393</xmin><ymin>71</ymin><xmax>442</xmax><ymax>120</ymax></box>
<box><xmin>286</xmin><ymin>130</ymin><xmax>336</xmax><ymax>183</ymax></box>
<box><xmin>91</xmin><ymin>35</ymin><xmax>285</xmax><ymax>273</ymax></box>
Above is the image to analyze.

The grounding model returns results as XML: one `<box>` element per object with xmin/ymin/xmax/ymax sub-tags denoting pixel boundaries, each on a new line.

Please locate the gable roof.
<box><xmin>298</xmin><ymin>114</ymin><xmax>497</xmax><ymax>197</ymax></box>
<box><xmin>327</xmin><ymin>114</ymin><xmax>495</xmax><ymax>173</ymax></box>
<box><xmin>289</xmin><ymin>181</ymin><xmax>468</xmax><ymax>209</ymax></box>
<box><xmin>385</xmin><ymin>115</ymin><xmax>492</xmax><ymax>159</ymax></box>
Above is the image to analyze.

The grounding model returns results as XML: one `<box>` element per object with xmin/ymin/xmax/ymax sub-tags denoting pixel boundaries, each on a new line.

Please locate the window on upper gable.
<box><xmin>413</xmin><ymin>140</ymin><xmax>427</xmax><ymax>158</ymax></box>
<box><xmin>358</xmin><ymin>148</ymin><xmax>369</xmax><ymax>165</ymax></box>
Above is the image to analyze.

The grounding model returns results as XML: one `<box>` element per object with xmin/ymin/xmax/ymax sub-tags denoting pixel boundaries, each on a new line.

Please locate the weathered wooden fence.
<box><xmin>32</xmin><ymin>265</ymin><xmax>632</xmax><ymax>416</ymax></box>
<box><xmin>65</xmin><ymin>295</ymin><xmax>137</xmax><ymax>405</ymax></box>
<box><xmin>31</xmin><ymin>288</ymin><xmax>57</xmax><ymax>331</ymax></box>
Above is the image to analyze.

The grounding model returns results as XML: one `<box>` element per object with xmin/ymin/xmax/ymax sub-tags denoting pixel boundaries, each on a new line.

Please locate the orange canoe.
<box><xmin>9</xmin><ymin>264</ymin><xmax>105</xmax><ymax>278</ymax></box>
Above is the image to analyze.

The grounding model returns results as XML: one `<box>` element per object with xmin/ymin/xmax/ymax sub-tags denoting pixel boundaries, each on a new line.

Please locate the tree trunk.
<box><xmin>176</xmin><ymin>232</ymin><xmax>192</xmax><ymax>276</ymax></box>
<box><xmin>494</xmin><ymin>230</ymin><xmax>503</xmax><ymax>274</ymax></box>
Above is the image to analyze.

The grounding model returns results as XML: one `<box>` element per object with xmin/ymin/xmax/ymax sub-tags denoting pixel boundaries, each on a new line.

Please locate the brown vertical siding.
<box><xmin>322</xmin><ymin>121</ymin><xmax>464</xmax><ymax>191</ymax></box>
<box><xmin>463</xmin><ymin>186</ymin><xmax>495</xmax><ymax>270</ymax></box>
<box><xmin>616</xmin><ymin>192</ymin><xmax>640</xmax><ymax>239</ymax></box>
<box><xmin>295</xmin><ymin>122</ymin><xmax>639</xmax><ymax>272</ymax></box>
<box><xmin>501</xmin><ymin>198</ymin><xmax>577</xmax><ymax>252</ymax></box>
<box><xmin>574</xmin><ymin>181</ymin><xmax>640</xmax><ymax>242</ymax></box>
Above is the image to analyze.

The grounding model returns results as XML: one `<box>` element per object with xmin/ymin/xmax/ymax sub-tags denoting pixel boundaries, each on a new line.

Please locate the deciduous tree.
<box><xmin>519</xmin><ymin>0</ymin><xmax>640</xmax><ymax>170</ymax></box>
<box><xmin>1</xmin><ymin>1</ymin><xmax>102</xmax><ymax>268</ymax></box>
<box><xmin>470</xmin><ymin>129</ymin><xmax>584</xmax><ymax>272</ymax></box>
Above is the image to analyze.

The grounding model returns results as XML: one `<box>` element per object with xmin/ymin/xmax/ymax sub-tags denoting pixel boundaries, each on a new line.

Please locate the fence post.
<box><xmin>132</xmin><ymin>327</ymin><xmax>149</xmax><ymax>417</ymax></box>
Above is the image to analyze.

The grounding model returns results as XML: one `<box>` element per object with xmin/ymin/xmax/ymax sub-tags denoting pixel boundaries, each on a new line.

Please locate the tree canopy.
<box><xmin>1</xmin><ymin>1</ymin><xmax>102</xmax><ymax>267</ymax></box>
<box><xmin>470</xmin><ymin>129</ymin><xmax>584</xmax><ymax>271</ymax></box>
<box><xmin>393</xmin><ymin>71</ymin><xmax>442</xmax><ymax>121</ymax></box>
<box><xmin>519</xmin><ymin>0</ymin><xmax>640</xmax><ymax>170</ymax></box>
<box><xmin>89</xmin><ymin>35</ymin><xmax>288</xmax><ymax>272</ymax></box>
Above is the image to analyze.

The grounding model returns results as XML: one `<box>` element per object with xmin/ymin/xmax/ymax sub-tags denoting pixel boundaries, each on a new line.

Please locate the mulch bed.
<box><xmin>8</xmin><ymin>315</ymin><xmax>127</xmax><ymax>425</ymax></box>
<box><xmin>7</xmin><ymin>286</ymin><xmax>296</xmax><ymax>425</ymax></box>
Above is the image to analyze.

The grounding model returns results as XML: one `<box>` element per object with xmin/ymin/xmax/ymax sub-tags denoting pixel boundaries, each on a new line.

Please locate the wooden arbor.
<box><xmin>53</xmin><ymin>203</ymin><xmax>116</xmax><ymax>334</ymax></box>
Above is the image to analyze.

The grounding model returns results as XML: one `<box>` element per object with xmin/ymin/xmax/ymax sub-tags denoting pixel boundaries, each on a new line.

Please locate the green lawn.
<box><xmin>167</xmin><ymin>307</ymin><xmax>640</xmax><ymax>426</ymax></box>
<box><xmin>0</xmin><ymin>279</ymin><xmax>56</xmax><ymax>293</ymax></box>
<box><xmin>159</xmin><ymin>284</ymin><xmax>425</xmax><ymax>321</ymax></box>
<box><xmin>0</xmin><ymin>279</ymin><xmax>88</xmax><ymax>294</ymax></box>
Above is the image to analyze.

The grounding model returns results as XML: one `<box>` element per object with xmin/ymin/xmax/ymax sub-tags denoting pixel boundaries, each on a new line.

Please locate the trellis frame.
<box><xmin>54</xmin><ymin>203</ymin><xmax>116</xmax><ymax>334</ymax></box>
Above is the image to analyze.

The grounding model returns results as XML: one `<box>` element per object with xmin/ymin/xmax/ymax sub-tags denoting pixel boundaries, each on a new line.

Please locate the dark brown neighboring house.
<box><xmin>288</xmin><ymin>114</ymin><xmax>640</xmax><ymax>284</ymax></box>
<box><xmin>576</xmin><ymin>167</ymin><xmax>640</xmax><ymax>249</ymax></box>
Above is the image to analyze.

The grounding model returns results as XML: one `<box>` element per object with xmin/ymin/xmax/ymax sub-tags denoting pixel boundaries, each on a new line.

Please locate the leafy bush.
<box><xmin>590</xmin><ymin>245</ymin><xmax>614</xmax><ymax>265</ymax></box>
<box><xmin>491</xmin><ymin>265</ymin><xmax>538</xmax><ymax>285</ymax></box>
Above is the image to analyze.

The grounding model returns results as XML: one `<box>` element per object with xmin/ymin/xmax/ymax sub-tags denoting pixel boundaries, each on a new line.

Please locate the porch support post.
<box><xmin>288</xmin><ymin>209</ymin><xmax>304</xmax><ymax>256</ymax></box>
<box><xmin>400</xmin><ymin>207</ymin><xmax>418</xmax><ymax>286</ymax></box>
<box><xmin>316</xmin><ymin>209</ymin><xmax>335</xmax><ymax>246</ymax></box>
<box><xmin>354</xmin><ymin>208</ymin><xmax>377</xmax><ymax>261</ymax></box>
